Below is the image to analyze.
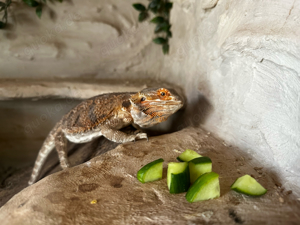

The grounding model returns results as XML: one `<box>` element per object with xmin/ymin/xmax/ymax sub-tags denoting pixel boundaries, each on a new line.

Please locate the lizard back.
<box><xmin>62</xmin><ymin>92</ymin><xmax>134</xmax><ymax>133</ymax></box>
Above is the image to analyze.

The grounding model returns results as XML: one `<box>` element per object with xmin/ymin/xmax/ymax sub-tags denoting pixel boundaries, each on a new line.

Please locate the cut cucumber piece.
<box><xmin>177</xmin><ymin>149</ymin><xmax>202</xmax><ymax>162</ymax></box>
<box><xmin>137</xmin><ymin>158</ymin><xmax>164</xmax><ymax>183</ymax></box>
<box><xmin>167</xmin><ymin>162</ymin><xmax>190</xmax><ymax>194</ymax></box>
<box><xmin>231</xmin><ymin>174</ymin><xmax>267</xmax><ymax>196</ymax></box>
<box><xmin>185</xmin><ymin>172</ymin><xmax>220</xmax><ymax>203</ymax></box>
<box><xmin>189</xmin><ymin>157</ymin><xmax>212</xmax><ymax>184</ymax></box>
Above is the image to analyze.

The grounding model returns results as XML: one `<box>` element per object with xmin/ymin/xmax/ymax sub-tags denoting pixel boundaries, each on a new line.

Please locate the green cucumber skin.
<box><xmin>137</xmin><ymin>158</ymin><xmax>164</xmax><ymax>183</ymax></box>
<box><xmin>169</xmin><ymin>165</ymin><xmax>190</xmax><ymax>194</ymax></box>
<box><xmin>185</xmin><ymin>172</ymin><xmax>219</xmax><ymax>203</ymax></box>
<box><xmin>176</xmin><ymin>157</ymin><xmax>184</xmax><ymax>162</ymax></box>
<box><xmin>231</xmin><ymin>187</ymin><xmax>267</xmax><ymax>196</ymax></box>
<box><xmin>190</xmin><ymin>157</ymin><xmax>212</xmax><ymax>164</ymax></box>
<box><xmin>230</xmin><ymin>175</ymin><xmax>267</xmax><ymax>196</ymax></box>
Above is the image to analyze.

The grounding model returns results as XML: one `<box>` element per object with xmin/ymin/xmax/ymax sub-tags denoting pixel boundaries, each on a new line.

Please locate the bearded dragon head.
<box><xmin>129</xmin><ymin>87</ymin><xmax>184</xmax><ymax>128</ymax></box>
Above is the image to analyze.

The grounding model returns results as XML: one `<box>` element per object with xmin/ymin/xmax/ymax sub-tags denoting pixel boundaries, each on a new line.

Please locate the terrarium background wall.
<box><xmin>0</xmin><ymin>0</ymin><xmax>164</xmax><ymax>79</ymax></box>
<box><xmin>0</xmin><ymin>0</ymin><xmax>299</xmax><ymax>195</ymax></box>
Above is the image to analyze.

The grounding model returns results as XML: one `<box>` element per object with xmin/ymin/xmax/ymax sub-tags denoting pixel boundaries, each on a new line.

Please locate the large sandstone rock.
<box><xmin>0</xmin><ymin>127</ymin><xmax>299</xmax><ymax>224</ymax></box>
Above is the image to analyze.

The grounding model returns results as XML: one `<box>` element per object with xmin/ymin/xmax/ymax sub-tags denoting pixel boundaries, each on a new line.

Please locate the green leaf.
<box><xmin>0</xmin><ymin>2</ymin><xmax>5</xmax><ymax>12</ymax></box>
<box><xmin>149</xmin><ymin>0</ymin><xmax>160</xmax><ymax>9</ymax></box>
<box><xmin>163</xmin><ymin>44</ymin><xmax>169</xmax><ymax>54</ymax></box>
<box><xmin>36</xmin><ymin>6</ymin><xmax>42</xmax><ymax>18</ymax></box>
<box><xmin>6</xmin><ymin>0</ymin><xmax>12</xmax><ymax>6</ymax></box>
<box><xmin>153</xmin><ymin>37</ymin><xmax>167</xmax><ymax>45</ymax></box>
<box><xmin>56</xmin><ymin>0</ymin><xmax>63</xmax><ymax>2</ymax></box>
<box><xmin>150</xmin><ymin>7</ymin><xmax>157</xmax><ymax>13</ymax></box>
<box><xmin>154</xmin><ymin>22</ymin><xmax>170</xmax><ymax>33</ymax></box>
<box><xmin>150</xmin><ymin>16</ymin><xmax>164</xmax><ymax>24</ymax></box>
<box><xmin>148</xmin><ymin>0</ymin><xmax>160</xmax><ymax>13</ymax></box>
<box><xmin>2</xmin><ymin>9</ymin><xmax>7</xmax><ymax>21</ymax></box>
<box><xmin>22</xmin><ymin>0</ymin><xmax>39</xmax><ymax>7</ymax></box>
<box><xmin>165</xmin><ymin>2</ymin><xmax>173</xmax><ymax>11</ymax></box>
<box><xmin>0</xmin><ymin>21</ymin><xmax>5</xmax><ymax>29</ymax></box>
<box><xmin>167</xmin><ymin>30</ymin><xmax>172</xmax><ymax>38</ymax></box>
<box><xmin>132</xmin><ymin>3</ymin><xmax>146</xmax><ymax>12</ymax></box>
<box><xmin>138</xmin><ymin>12</ymin><xmax>148</xmax><ymax>22</ymax></box>
<box><xmin>163</xmin><ymin>2</ymin><xmax>172</xmax><ymax>17</ymax></box>
<box><xmin>157</xmin><ymin>1</ymin><xmax>162</xmax><ymax>11</ymax></box>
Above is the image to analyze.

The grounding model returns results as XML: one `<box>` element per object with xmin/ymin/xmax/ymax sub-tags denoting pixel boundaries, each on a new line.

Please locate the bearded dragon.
<box><xmin>29</xmin><ymin>87</ymin><xmax>183</xmax><ymax>185</ymax></box>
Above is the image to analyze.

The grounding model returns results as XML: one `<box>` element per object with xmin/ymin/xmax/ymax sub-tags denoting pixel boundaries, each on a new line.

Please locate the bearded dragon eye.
<box><xmin>141</xmin><ymin>97</ymin><xmax>146</xmax><ymax>101</ymax></box>
<box><xmin>161</xmin><ymin>92</ymin><xmax>166</xmax><ymax>96</ymax></box>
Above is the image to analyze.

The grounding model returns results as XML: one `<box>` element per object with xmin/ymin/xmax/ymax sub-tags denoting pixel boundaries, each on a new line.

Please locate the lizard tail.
<box><xmin>28</xmin><ymin>122</ymin><xmax>61</xmax><ymax>185</ymax></box>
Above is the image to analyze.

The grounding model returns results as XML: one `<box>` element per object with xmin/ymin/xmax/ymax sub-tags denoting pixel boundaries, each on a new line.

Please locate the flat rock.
<box><xmin>0</xmin><ymin>127</ymin><xmax>299</xmax><ymax>225</ymax></box>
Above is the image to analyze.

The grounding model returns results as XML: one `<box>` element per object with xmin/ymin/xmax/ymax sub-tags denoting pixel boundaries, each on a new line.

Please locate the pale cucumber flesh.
<box><xmin>177</xmin><ymin>149</ymin><xmax>202</xmax><ymax>162</ymax></box>
<box><xmin>186</xmin><ymin>172</ymin><xmax>220</xmax><ymax>203</ymax></box>
<box><xmin>137</xmin><ymin>158</ymin><xmax>164</xmax><ymax>183</ymax></box>
<box><xmin>189</xmin><ymin>157</ymin><xmax>212</xmax><ymax>183</ymax></box>
<box><xmin>143</xmin><ymin>162</ymin><xmax>163</xmax><ymax>183</ymax></box>
<box><xmin>231</xmin><ymin>174</ymin><xmax>267</xmax><ymax>196</ymax></box>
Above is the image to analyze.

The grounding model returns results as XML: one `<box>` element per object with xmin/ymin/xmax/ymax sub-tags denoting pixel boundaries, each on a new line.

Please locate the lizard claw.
<box><xmin>134</xmin><ymin>133</ymin><xmax>148</xmax><ymax>142</ymax></box>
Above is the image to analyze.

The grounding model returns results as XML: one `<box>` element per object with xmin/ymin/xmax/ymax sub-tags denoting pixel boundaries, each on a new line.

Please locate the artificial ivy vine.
<box><xmin>133</xmin><ymin>0</ymin><xmax>173</xmax><ymax>54</ymax></box>
<box><xmin>0</xmin><ymin>0</ymin><xmax>11</xmax><ymax>28</ymax></box>
<box><xmin>0</xmin><ymin>0</ymin><xmax>63</xmax><ymax>29</ymax></box>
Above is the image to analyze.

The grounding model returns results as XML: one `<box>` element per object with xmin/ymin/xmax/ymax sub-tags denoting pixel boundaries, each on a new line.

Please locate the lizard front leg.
<box><xmin>101</xmin><ymin>125</ymin><xmax>148</xmax><ymax>143</ymax></box>
<box><xmin>55</xmin><ymin>131</ymin><xmax>70</xmax><ymax>169</ymax></box>
<box><xmin>131</xmin><ymin>123</ymin><xmax>145</xmax><ymax>135</ymax></box>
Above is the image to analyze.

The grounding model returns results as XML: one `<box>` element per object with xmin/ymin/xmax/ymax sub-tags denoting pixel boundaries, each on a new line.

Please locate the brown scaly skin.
<box><xmin>29</xmin><ymin>87</ymin><xmax>183</xmax><ymax>185</ymax></box>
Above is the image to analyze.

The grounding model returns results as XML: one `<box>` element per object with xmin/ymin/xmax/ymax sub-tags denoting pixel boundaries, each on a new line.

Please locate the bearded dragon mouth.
<box><xmin>146</xmin><ymin>100</ymin><xmax>183</xmax><ymax>106</ymax></box>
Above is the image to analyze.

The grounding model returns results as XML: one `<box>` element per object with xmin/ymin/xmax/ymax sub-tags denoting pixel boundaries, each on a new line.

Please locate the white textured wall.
<box><xmin>0</xmin><ymin>0</ymin><xmax>163</xmax><ymax>79</ymax></box>
<box><xmin>1</xmin><ymin>0</ymin><xmax>299</xmax><ymax>194</ymax></box>
<box><xmin>162</xmin><ymin>0</ymin><xmax>300</xmax><ymax>194</ymax></box>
